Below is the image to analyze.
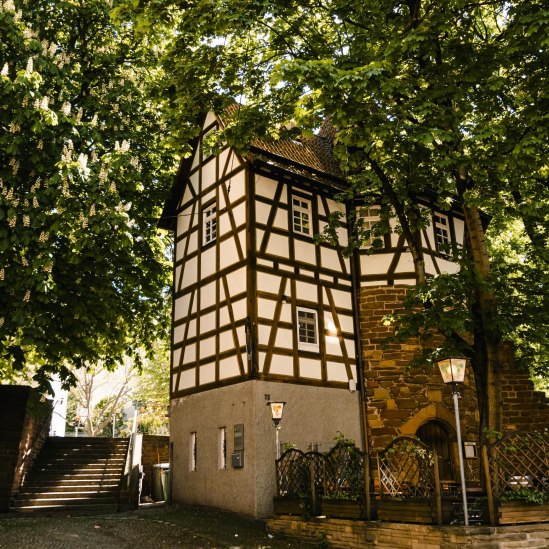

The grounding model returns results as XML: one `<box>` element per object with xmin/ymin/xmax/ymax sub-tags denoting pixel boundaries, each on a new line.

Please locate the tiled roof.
<box><xmin>251</xmin><ymin>133</ymin><xmax>344</xmax><ymax>181</ymax></box>
<box><xmin>221</xmin><ymin>106</ymin><xmax>344</xmax><ymax>183</ymax></box>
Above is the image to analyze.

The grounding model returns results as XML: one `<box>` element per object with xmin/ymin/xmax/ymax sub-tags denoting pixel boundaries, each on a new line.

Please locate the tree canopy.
<box><xmin>0</xmin><ymin>0</ymin><xmax>175</xmax><ymax>387</ymax></box>
<box><xmin>1</xmin><ymin>0</ymin><xmax>547</xmax><ymax>423</ymax></box>
<box><xmin>128</xmin><ymin>0</ymin><xmax>548</xmax><ymax>429</ymax></box>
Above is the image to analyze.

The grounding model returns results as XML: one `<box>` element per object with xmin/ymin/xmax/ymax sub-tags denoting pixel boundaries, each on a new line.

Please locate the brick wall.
<box><xmin>0</xmin><ymin>385</ymin><xmax>52</xmax><ymax>511</ymax></box>
<box><xmin>141</xmin><ymin>435</ymin><xmax>170</xmax><ymax>500</ymax></box>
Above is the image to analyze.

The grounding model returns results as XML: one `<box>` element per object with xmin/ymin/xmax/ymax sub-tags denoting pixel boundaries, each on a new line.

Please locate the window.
<box><xmin>219</xmin><ymin>427</ymin><xmax>227</xmax><ymax>470</ymax></box>
<box><xmin>297</xmin><ymin>307</ymin><xmax>318</xmax><ymax>349</ymax></box>
<box><xmin>190</xmin><ymin>432</ymin><xmax>197</xmax><ymax>471</ymax></box>
<box><xmin>203</xmin><ymin>204</ymin><xmax>217</xmax><ymax>245</ymax></box>
<box><xmin>434</xmin><ymin>213</ymin><xmax>450</xmax><ymax>249</ymax></box>
<box><xmin>361</xmin><ymin>206</ymin><xmax>382</xmax><ymax>248</ymax></box>
<box><xmin>292</xmin><ymin>196</ymin><xmax>312</xmax><ymax>236</ymax></box>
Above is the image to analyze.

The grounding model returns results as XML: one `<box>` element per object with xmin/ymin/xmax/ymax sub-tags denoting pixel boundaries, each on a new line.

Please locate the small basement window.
<box><xmin>190</xmin><ymin>431</ymin><xmax>197</xmax><ymax>471</ymax></box>
<box><xmin>219</xmin><ymin>427</ymin><xmax>227</xmax><ymax>470</ymax></box>
<box><xmin>292</xmin><ymin>196</ymin><xmax>312</xmax><ymax>236</ymax></box>
<box><xmin>203</xmin><ymin>203</ymin><xmax>217</xmax><ymax>246</ymax></box>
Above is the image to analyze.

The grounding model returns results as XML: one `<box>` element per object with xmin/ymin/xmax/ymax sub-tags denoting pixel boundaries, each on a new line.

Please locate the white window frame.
<box><xmin>297</xmin><ymin>307</ymin><xmax>319</xmax><ymax>351</ymax></box>
<box><xmin>434</xmin><ymin>212</ymin><xmax>450</xmax><ymax>250</ymax></box>
<box><xmin>190</xmin><ymin>432</ymin><xmax>197</xmax><ymax>472</ymax></box>
<box><xmin>202</xmin><ymin>203</ymin><xmax>217</xmax><ymax>246</ymax></box>
<box><xmin>201</xmin><ymin>126</ymin><xmax>216</xmax><ymax>158</ymax></box>
<box><xmin>292</xmin><ymin>196</ymin><xmax>312</xmax><ymax>236</ymax></box>
<box><xmin>361</xmin><ymin>206</ymin><xmax>382</xmax><ymax>248</ymax></box>
<box><xmin>219</xmin><ymin>427</ymin><xmax>227</xmax><ymax>470</ymax></box>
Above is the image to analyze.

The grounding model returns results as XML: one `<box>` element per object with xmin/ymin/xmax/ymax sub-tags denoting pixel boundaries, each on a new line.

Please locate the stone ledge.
<box><xmin>266</xmin><ymin>517</ymin><xmax>549</xmax><ymax>549</ymax></box>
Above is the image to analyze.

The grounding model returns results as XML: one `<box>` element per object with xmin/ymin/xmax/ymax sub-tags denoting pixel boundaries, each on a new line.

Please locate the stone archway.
<box><xmin>399</xmin><ymin>403</ymin><xmax>456</xmax><ymax>436</ymax></box>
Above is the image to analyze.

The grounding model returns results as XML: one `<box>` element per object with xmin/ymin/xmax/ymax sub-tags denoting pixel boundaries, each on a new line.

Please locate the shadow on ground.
<box><xmin>0</xmin><ymin>504</ymin><xmax>313</xmax><ymax>549</ymax></box>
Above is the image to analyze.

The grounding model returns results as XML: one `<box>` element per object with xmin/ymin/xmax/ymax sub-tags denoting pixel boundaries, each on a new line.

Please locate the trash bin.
<box><xmin>152</xmin><ymin>463</ymin><xmax>170</xmax><ymax>502</ymax></box>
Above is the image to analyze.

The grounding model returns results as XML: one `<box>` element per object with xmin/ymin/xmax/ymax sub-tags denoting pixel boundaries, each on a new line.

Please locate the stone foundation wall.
<box><xmin>266</xmin><ymin>516</ymin><xmax>549</xmax><ymax>549</ymax></box>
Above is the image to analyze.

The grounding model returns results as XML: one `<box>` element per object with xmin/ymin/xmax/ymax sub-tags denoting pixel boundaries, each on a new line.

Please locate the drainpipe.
<box><xmin>349</xmin><ymin>204</ymin><xmax>371</xmax><ymax>520</ymax></box>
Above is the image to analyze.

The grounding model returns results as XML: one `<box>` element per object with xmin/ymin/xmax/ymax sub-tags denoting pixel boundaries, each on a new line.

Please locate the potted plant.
<box><xmin>321</xmin><ymin>491</ymin><xmax>365</xmax><ymax>520</ymax></box>
<box><xmin>497</xmin><ymin>488</ymin><xmax>549</xmax><ymax>524</ymax></box>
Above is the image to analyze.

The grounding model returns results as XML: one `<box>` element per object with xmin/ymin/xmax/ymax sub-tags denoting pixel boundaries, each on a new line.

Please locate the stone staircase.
<box><xmin>10</xmin><ymin>436</ymin><xmax>129</xmax><ymax>514</ymax></box>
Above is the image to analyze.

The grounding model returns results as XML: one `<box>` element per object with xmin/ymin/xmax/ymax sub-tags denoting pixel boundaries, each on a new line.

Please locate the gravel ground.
<box><xmin>0</xmin><ymin>504</ymin><xmax>310</xmax><ymax>549</ymax></box>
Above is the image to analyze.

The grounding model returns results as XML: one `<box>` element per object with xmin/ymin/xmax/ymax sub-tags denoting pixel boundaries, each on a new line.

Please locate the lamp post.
<box><xmin>268</xmin><ymin>401</ymin><xmax>286</xmax><ymax>460</ymax></box>
<box><xmin>437</xmin><ymin>356</ymin><xmax>469</xmax><ymax>526</ymax></box>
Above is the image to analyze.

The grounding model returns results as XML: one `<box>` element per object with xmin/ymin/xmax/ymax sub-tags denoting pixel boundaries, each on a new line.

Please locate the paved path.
<box><xmin>0</xmin><ymin>505</ymin><xmax>308</xmax><ymax>549</ymax></box>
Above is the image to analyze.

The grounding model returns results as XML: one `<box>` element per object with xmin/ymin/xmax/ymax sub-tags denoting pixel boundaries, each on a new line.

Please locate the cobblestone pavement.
<box><xmin>0</xmin><ymin>504</ymin><xmax>310</xmax><ymax>549</ymax></box>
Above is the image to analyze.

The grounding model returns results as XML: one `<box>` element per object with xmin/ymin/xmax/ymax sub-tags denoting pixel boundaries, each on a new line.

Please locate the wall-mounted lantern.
<box><xmin>268</xmin><ymin>401</ymin><xmax>286</xmax><ymax>459</ymax></box>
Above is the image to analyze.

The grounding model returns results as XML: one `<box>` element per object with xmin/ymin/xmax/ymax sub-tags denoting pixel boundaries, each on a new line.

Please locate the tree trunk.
<box><xmin>368</xmin><ymin>158</ymin><xmax>427</xmax><ymax>284</ymax></box>
<box><xmin>459</xmin><ymin>200</ymin><xmax>503</xmax><ymax>437</ymax></box>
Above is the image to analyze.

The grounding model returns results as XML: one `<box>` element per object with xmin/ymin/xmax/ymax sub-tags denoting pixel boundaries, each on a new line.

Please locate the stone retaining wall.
<box><xmin>141</xmin><ymin>435</ymin><xmax>170</xmax><ymax>501</ymax></box>
<box><xmin>266</xmin><ymin>516</ymin><xmax>549</xmax><ymax>548</ymax></box>
<box><xmin>0</xmin><ymin>385</ymin><xmax>52</xmax><ymax>511</ymax></box>
<box><xmin>500</xmin><ymin>356</ymin><xmax>549</xmax><ymax>432</ymax></box>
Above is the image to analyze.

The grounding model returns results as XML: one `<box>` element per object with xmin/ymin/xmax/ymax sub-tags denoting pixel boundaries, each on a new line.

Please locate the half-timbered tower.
<box><xmin>160</xmin><ymin>111</ymin><xmax>478</xmax><ymax>517</ymax></box>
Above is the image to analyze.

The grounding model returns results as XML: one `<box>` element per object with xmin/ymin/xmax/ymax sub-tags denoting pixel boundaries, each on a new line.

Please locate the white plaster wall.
<box><xmin>170</xmin><ymin>380</ymin><xmax>362</xmax><ymax>518</ymax></box>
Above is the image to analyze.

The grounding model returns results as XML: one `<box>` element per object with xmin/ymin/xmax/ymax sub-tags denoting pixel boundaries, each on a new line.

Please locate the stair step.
<box><xmin>35</xmin><ymin>459</ymin><xmax>126</xmax><ymax>469</ymax></box>
<box><xmin>39</xmin><ymin>452</ymin><xmax>127</xmax><ymax>459</ymax></box>
<box><xmin>45</xmin><ymin>453</ymin><xmax>127</xmax><ymax>458</ymax></box>
<box><xmin>11</xmin><ymin>503</ymin><xmax>119</xmax><ymax>514</ymax></box>
<box><xmin>16</xmin><ymin>490</ymin><xmax>118</xmax><ymax>500</ymax></box>
<box><xmin>47</xmin><ymin>438</ymin><xmax>128</xmax><ymax>446</ymax></box>
<box><xmin>23</xmin><ymin>483</ymin><xmax>120</xmax><ymax>492</ymax></box>
<box><xmin>12</xmin><ymin>496</ymin><xmax>118</xmax><ymax>507</ymax></box>
<box><xmin>10</xmin><ymin>437</ymin><xmax>128</xmax><ymax>514</ymax></box>
<box><xmin>27</xmin><ymin>473</ymin><xmax>122</xmax><ymax>480</ymax></box>
<box><xmin>20</xmin><ymin>488</ymin><xmax>119</xmax><ymax>496</ymax></box>
<box><xmin>31</xmin><ymin>463</ymin><xmax>124</xmax><ymax>469</ymax></box>
<box><xmin>28</xmin><ymin>471</ymin><xmax>122</xmax><ymax>477</ymax></box>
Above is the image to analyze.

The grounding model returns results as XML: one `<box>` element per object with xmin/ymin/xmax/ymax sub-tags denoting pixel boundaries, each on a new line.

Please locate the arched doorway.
<box><xmin>416</xmin><ymin>420</ymin><xmax>455</xmax><ymax>481</ymax></box>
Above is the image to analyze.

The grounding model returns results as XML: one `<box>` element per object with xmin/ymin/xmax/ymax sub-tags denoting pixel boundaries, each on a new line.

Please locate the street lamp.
<box><xmin>437</xmin><ymin>356</ymin><xmax>469</xmax><ymax>526</ymax></box>
<box><xmin>267</xmin><ymin>401</ymin><xmax>286</xmax><ymax>460</ymax></box>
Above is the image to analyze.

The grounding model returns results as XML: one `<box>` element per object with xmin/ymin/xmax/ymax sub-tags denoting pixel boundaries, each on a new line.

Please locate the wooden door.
<box><xmin>416</xmin><ymin>420</ymin><xmax>455</xmax><ymax>481</ymax></box>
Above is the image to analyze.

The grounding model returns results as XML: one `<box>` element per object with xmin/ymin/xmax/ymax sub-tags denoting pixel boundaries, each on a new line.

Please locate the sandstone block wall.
<box><xmin>266</xmin><ymin>515</ymin><xmax>549</xmax><ymax>548</ymax></box>
<box><xmin>500</xmin><ymin>349</ymin><xmax>549</xmax><ymax>433</ymax></box>
<box><xmin>360</xmin><ymin>285</ymin><xmax>479</xmax><ymax>453</ymax></box>
<box><xmin>359</xmin><ymin>285</ymin><xmax>549</xmax><ymax>454</ymax></box>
